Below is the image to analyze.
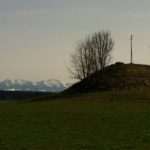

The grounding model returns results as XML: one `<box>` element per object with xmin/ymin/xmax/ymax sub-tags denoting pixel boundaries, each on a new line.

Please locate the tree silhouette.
<box><xmin>69</xmin><ymin>31</ymin><xmax>114</xmax><ymax>80</ymax></box>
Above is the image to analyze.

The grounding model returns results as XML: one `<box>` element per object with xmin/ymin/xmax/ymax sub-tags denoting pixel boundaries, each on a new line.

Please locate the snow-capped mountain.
<box><xmin>0</xmin><ymin>79</ymin><xmax>72</xmax><ymax>92</ymax></box>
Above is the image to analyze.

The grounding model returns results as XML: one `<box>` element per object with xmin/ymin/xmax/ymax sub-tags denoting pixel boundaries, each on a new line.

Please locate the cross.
<box><xmin>130</xmin><ymin>35</ymin><xmax>133</xmax><ymax>64</ymax></box>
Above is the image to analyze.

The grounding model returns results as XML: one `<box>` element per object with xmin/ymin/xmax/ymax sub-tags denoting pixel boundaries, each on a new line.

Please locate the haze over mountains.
<box><xmin>0</xmin><ymin>79</ymin><xmax>72</xmax><ymax>92</ymax></box>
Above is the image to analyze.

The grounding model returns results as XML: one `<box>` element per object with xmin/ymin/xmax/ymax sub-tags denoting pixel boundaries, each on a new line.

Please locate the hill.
<box><xmin>65</xmin><ymin>63</ymin><xmax>150</xmax><ymax>93</ymax></box>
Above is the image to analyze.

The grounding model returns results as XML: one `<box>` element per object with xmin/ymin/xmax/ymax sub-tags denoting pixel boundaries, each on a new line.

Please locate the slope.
<box><xmin>65</xmin><ymin>63</ymin><xmax>150</xmax><ymax>93</ymax></box>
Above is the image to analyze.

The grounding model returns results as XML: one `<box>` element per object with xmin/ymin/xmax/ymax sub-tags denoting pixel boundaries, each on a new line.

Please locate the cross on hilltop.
<box><xmin>130</xmin><ymin>35</ymin><xmax>133</xmax><ymax>64</ymax></box>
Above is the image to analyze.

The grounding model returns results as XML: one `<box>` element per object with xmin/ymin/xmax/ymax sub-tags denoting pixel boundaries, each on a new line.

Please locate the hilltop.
<box><xmin>65</xmin><ymin>63</ymin><xmax>150</xmax><ymax>93</ymax></box>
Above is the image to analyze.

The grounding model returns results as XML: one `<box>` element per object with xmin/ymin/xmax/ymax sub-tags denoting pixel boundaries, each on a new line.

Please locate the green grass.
<box><xmin>0</xmin><ymin>91</ymin><xmax>150</xmax><ymax>150</ymax></box>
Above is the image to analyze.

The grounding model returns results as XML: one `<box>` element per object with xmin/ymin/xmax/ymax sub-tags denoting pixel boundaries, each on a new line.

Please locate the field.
<box><xmin>0</xmin><ymin>90</ymin><xmax>150</xmax><ymax>150</ymax></box>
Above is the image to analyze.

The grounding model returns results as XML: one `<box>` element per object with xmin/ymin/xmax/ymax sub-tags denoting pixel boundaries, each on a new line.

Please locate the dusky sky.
<box><xmin>0</xmin><ymin>0</ymin><xmax>150</xmax><ymax>82</ymax></box>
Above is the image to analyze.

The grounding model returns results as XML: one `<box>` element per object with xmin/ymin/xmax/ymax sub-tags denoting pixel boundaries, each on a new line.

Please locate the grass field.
<box><xmin>0</xmin><ymin>90</ymin><xmax>150</xmax><ymax>150</ymax></box>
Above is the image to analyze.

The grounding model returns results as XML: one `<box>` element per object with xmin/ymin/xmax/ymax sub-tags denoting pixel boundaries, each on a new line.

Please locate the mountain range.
<box><xmin>0</xmin><ymin>79</ymin><xmax>72</xmax><ymax>92</ymax></box>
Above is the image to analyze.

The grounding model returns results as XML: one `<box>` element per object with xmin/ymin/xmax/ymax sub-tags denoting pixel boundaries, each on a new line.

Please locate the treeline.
<box><xmin>0</xmin><ymin>91</ymin><xmax>53</xmax><ymax>100</ymax></box>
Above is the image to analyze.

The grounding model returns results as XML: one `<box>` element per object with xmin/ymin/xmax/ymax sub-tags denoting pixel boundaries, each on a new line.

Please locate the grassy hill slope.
<box><xmin>65</xmin><ymin>63</ymin><xmax>150</xmax><ymax>93</ymax></box>
<box><xmin>0</xmin><ymin>90</ymin><xmax>150</xmax><ymax>150</ymax></box>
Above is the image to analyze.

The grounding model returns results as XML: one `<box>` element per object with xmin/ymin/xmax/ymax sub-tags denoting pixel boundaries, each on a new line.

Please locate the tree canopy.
<box><xmin>70</xmin><ymin>31</ymin><xmax>114</xmax><ymax>80</ymax></box>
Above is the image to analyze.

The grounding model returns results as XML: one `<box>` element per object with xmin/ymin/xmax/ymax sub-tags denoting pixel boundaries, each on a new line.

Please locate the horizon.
<box><xmin>0</xmin><ymin>0</ymin><xmax>150</xmax><ymax>82</ymax></box>
<box><xmin>0</xmin><ymin>78</ymin><xmax>72</xmax><ymax>83</ymax></box>
<box><xmin>1</xmin><ymin>62</ymin><xmax>150</xmax><ymax>83</ymax></box>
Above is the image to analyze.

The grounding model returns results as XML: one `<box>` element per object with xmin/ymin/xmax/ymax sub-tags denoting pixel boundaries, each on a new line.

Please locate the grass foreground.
<box><xmin>0</xmin><ymin>90</ymin><xmax>150</xmax><ymax>150</ymax></box>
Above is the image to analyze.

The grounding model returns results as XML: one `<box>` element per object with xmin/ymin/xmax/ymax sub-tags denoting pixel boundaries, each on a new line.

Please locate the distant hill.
<box><xmin>65</xmin><ymin>63</ymin><xmax>150</xmax><ymax>93</ymax></box>
<box><xmin>0</xmin><ymin>91</ymin><xmax>53</xmax><ymax>100</ymax></box>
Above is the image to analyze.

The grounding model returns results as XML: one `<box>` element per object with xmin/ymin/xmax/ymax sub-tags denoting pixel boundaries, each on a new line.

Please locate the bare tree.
<box><xmin>70</xmin><ymin>31</ymin><xmax>114</xmax><ymax>80</ymax></box>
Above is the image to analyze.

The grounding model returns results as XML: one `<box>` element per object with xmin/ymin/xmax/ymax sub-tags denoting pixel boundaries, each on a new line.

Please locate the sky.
<box><xmin>0</xmin><ymin>0</ymin><xmax>150</xmax><ymax>82</ymax></box>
